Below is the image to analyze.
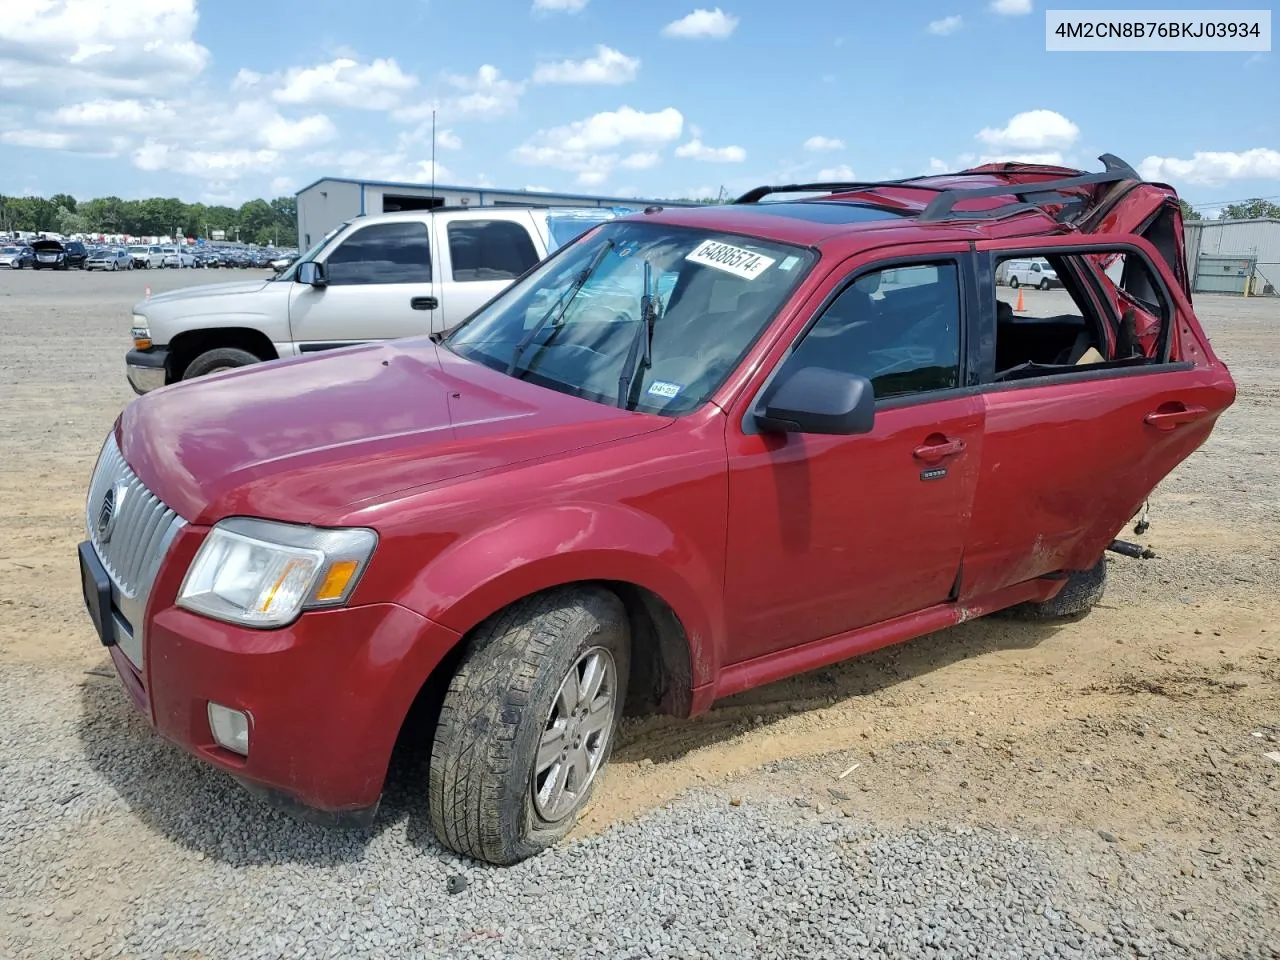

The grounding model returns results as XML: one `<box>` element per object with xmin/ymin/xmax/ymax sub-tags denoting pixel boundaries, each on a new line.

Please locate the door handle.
<box><xmin>1144</xmin><ymin>403</ymin><xmax>1209</xmax><ymax>430</ymax></box>
<box><xmin>913</xmin><ymin>436</ymin><xmax>966</xmax><ymax>461</ymax></box>
<box><xmin>410</xmin><ymin>296</ymin><xmax>438</xmax><ymax>311</ymax></box>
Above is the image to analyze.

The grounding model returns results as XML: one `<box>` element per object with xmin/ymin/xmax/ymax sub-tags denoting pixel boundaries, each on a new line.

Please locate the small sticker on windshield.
<box><xmin>686</xmin><ymin>240</ymin><xmax>776</xmax><ymax>280</ymax></box>
<box><xmin>779</xmin><ymin>256</ymin><xmax>800</xmax><ymax>271</ymax></box>
<box><xmin>647</xmin><ymin>380</ymin><xmax>683</xmax><ymax>399</ymax></box>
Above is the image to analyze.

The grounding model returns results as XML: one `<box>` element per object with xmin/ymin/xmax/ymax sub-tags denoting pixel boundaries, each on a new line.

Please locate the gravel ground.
<box><xmin>0</xmin><ymin>269</ymin><xmax>1277</xmax><ymax>959</ymax></box>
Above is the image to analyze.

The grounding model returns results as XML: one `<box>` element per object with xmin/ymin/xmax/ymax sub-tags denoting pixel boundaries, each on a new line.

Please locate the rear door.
<box><xmin>960</xmin><ymin>233</ymin><xmax>1234</xmax><ymax>601</ymax></box>
<box><xmin>432</xmin><ymin>211</ymin><xmax>544</xmax><ymax>334</ymax></box>
<box><xmin>288</xmin><ymin>218</ymin><xmax>436</xmax><ymax>351</ymax></box>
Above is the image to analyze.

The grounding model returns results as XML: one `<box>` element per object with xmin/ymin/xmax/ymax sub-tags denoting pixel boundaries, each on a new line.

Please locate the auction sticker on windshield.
<box><xmin>686</xmin><ymin>240</ymin><xmax>776</xmax><ymax>280</ymax></box>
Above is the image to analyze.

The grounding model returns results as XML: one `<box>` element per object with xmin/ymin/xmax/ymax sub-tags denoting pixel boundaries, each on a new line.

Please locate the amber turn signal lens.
<box><xmin>314</xmin><ymin>559</ymin><xmax>360</xmax><ymax>601</ymax></box>
<box><xmin>134</xmin><ymin>337</ymin><xmax>152</xmax><ymax>350</ymax></box>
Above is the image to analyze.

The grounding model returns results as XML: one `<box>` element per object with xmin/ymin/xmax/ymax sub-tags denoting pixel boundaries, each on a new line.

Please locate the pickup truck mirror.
<box><xmin>755</xmin><ymin>366</ymin><xmax>876</xmax><ymax>435</ymax></box>
<box><xmin>297</xmin><ymin>261</ymin><xmax>327</xmax><ymax>288</ymax></box>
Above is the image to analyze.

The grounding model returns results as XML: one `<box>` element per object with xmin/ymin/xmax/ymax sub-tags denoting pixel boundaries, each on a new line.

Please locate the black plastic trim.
<box><xmin>298</xmin><ymin>341</ymin><xmax>370</xmax><ymax>353</ymax></box>
<box><xmin>919</xmin><ymin>154</ymin><xmax>1139</xmax><ymax>222</ymax></box>
<box><xmin>234</xmin><ymin>777</ymin><xmax>380</xmax><ymax>829</ymax></box>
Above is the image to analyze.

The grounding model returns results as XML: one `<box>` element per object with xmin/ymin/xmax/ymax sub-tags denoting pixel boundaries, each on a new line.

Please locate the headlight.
<box><xmin>131</xmin><ymin>315</ymin><xmax>151</xmax><ymax>349</ymax></box>
<box><xmin>178</xmin><ymin>518</ymin><xmax>377</xmax><ymax>628</ymax></box>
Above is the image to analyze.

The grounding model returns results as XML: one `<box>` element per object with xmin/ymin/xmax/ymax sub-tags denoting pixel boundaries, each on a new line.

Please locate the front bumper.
<box><xmin>125</xmin><ymin>347</ymin><xmax>168</xmax><ymax>394</ymax></box>
<box><xmin>88</xmin><ymin>535</ymin><xmax>462</xmax><ymax>820</ymax></box>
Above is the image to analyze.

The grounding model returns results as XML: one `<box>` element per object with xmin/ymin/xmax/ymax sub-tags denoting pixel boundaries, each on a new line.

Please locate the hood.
<box><xmin>33</xmin><ymin>240</ymin><xmax>66</xmax><ymax>253</ymax></box>
<box><xmin>119</xmin><ymin>338</ymin><xmax>669</xmax><ymax>526</ymax></box>
<box><xmin>137</xmin><ymin>278</ymin><xmax>273</xmax><ymax>311</ymax></box>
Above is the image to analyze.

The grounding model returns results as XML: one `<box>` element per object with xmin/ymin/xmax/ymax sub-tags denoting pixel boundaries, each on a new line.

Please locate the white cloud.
<box><xmin>533</xmin><ymin>45</ymin><xmax>640</xmax><ymax>85</ymax></box>
<box><xmin>804</xmin><ymin>135</ymin><xmax>845</xmax><ymax>152</ymax></box>
<box><xmin>977</xmin><ymin>109</ymin><xmax>1079</xmax><ymax>150</ymax></box>
<box><xmin>273</xmin><ymin>57</ymin><xmax>418</xmax><ymax>110</ymax></box>
<box><xmin>1137</xmin><ymin>149</ymin><xmax>1280</xmax><ymax>186</ymax></box>
<box><xmin>132</xmin><ymin>141</ymin><xmax>281</xmax><ymax>179</ymax></box>
<box><xmin>513</xmin><ymin>105</ymin><xmax>683</xmax><ymax>185</ymax></box>
<box><xmin>258</xmin><ymin>113</ymin><xmax>336</xmax><ymax>151</ymax></box>
<box><xmin>978</xmin><ymin>152</ymin><xmax>1065</xmax><ymax>165</ymax></box>
<box><xmin>0</xmin><ymin>0</ymin><xmax>210</xmax><ymax>99</ymax></box>
<box><xmin>989</xmin><ymin>0</ymin><xmax>1032</xmax><ymax>14</ymax></box>
<box><xmin>662</xmin><ymin>7</ymin><xmax>739</xmax><ymax>39</ymax></box>
<box><xmin>1</xmin><ymin>130</ymin><xmax>74</xmax><ymax>150</ymax></box>
<box><xmin>435</xmin><ymin>128</ymin><xmax>462</xmax><ymax>150</ymax></box>
<box><xmin>675</xmin><ymin>138</ymin><xmax>746</xmax><ymax>162</ymax></box>
<box><xmin>232</xmin><ymin>68</ymin><xmax>262</xmax><ymax>91</ymax></box>
<box><xmin>45</xmin><ymin>98</ymin><xmax>176</xmax><ymax>128</ymax></box>
<box><xmin>525</xmin><ymin>185</ymin><xmax>553</xmax><ymax>192</ymax></box>
<box><xmin>303</xmin><ymin>149</ymin><xmax>453</xmax><ymax>185</ymax></box>
<box><xmin>928</xmin><ymin>15</ymin><xmax>963</xmax><ymax>35</ymax></box>
<box><xmin>444</xmin><ymin>64</ymin><xmax>524</xmax><ymax>119</ymax></box>
<box><xmin>928</xmin><ymin>157</ymin><xmax>949</xmax><ymax>173</ymax></box>
<box><xmin>533</xmin><ymin>0</ymin><xmax>589</xmax><ymax>11</ymax></box>
<box><xmin>270</xmin><ymin>176</ymin><xmax>296</xmax><ymax>195</ymax></box>
<box><xmin>817</xmin><ymin>164</ymin><xmax>856</xmax><ymax>180</ymax></box>
<box><xmin>620</xmin><ymin>151</ymin><xmax>661</xmax><ymax>170</ymax></box>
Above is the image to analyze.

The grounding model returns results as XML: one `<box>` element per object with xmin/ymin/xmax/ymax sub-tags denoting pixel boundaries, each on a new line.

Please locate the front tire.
<box><xmin>429</xmin><ymin>586</ymin><xmax>631</xmax><ymax>865</ymax></box>
<box><xmin>1010</xmin><ymin>558</ymin><xmax>1107</xmax><ymax>620</ymax></box>
<box><xmin>1039</xmin><ymin>279</ymin><xmax>1050</xmax><ymax>291</ymax></box>
<box><xmin>182</xmin><ymin>346</ymin><xmax>262</xmax><ymax>379</ymax></box>
<box><xmin>1008</xmin><ymin>276</ymin><xmax>1020</xmax><ymax>289</ymax></box>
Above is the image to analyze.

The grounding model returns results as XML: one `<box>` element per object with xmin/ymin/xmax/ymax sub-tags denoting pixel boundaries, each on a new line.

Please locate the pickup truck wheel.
<box><xmin>1008</xmin><ymin>276</ymin><xmax>1020</xmax><ymax>289</ymax></box>
<box><xmin>182</xmin><ymin>347</ymin><xmax>261</xmax><ymax>380</ymax></box>
<box><xmin>1010</xmin><ymin>558</ymin><xmax>1106</xmax><ymax>620</ymax></box>
<box><xmin>429</xmin><ymin>586</ymin><xmax>630</xmax><ymax>865</ymax></box>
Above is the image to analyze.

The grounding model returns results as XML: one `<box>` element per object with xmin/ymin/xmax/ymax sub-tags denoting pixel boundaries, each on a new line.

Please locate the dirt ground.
<box><xmin>1</xmin><ymin>268</ymin><xmax>1277</xmax><ymax>950</ymax></box>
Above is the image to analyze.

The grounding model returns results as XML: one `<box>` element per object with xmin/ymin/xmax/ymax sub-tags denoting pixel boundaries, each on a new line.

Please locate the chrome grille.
<box><xmin>85</xmin><ymin>434</ymin><xmax>186</xmax><ymax>668</ymax></box>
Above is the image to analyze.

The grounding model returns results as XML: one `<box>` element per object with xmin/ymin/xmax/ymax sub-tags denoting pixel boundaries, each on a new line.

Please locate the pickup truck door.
<box><xmin>723</xmin><ymin>245</ymin><xmax>984</xmax><ymax>663</ymax></box>
<box><xmin>287</xmin><ymin>218</ymin><xmax>437</xmax><ymax>351</ymax></box>
<box><xmin>431</xmin><ymin>211</ymin><xmax>545</xmax><ymax>335</ymax></box>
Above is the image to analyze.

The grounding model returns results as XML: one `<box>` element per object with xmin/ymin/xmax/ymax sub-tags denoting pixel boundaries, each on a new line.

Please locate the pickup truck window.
<box><xmin>325</xmin><ymin>221</ymin><xmax>431</xmax><ymax>286</ymax></box>
<box><xmin>445</xmin><ymin>221</ymin><xmax>814</xmax><ymax>415</ymax></box>
<box><xmin>448</xmin><ymin>220</ymin><xmax>540</xmax><ymax>282</ymax></box>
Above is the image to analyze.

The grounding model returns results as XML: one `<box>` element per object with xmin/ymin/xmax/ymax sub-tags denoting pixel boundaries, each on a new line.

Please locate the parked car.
<box><xmin>81</xmin><ymin>157</ymin><xmax>1236</xmax><ymax>864</ymax></box>
<box><xmin>162</xmin><ymin>247</ymin><xmax>197</xmax><ymax>269</ymax></box>
<box><xmin>1003</xmin><ymin>257</ymin><xmax>1063</xmax><ymax>289</ymax></box>
<box><xmin>268</xmin><ymin>252</ymin><xmax>299</xmax><ymax>273</ymax></box>
<box><xmin>86</xmin><ymin>248</ymin><xmax>134</xmax><ymax>271</ymax></box>
<box><xmin>31</xmin><ymin>238</ymin><xmax>88</xmax><ymax>270</ymax></box>
<box><xmin>0</xmin><ymin>244</ymin><xmax>35</xmax><ymax>269</ymax></box>
<box><xmin>124</xmin><ymin>206</ymin><xmax>627</xmax><ymax>393</ymax></box>
<box><xmin>128</xmin><ymin>245</ymin><xmax>166</xmax><ymax>269</ymax></box>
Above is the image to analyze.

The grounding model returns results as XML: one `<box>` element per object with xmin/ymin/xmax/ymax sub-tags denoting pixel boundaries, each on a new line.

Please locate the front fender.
<box><xmin>398</xmin><ymin>502</ymin><xmax>723</xmax><ymax>690</ymax></box>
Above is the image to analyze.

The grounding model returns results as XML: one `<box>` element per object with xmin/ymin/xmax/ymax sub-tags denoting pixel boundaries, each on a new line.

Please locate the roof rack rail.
<box><xmin>917</xmin><ymin>154</ymin><xmax>1140</xmax><ymax>222</ymax></box>
<box><xmin>733</xmin><ymin>176</ymin><xmax>927</xmax><ymax>205</ymax></box>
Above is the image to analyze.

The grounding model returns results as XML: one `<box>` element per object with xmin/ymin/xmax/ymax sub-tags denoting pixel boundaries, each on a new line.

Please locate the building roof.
<box><xmin>295</xmin><ymin>175</ymin><xmax>693</xmax><ymax>208</ymax></box>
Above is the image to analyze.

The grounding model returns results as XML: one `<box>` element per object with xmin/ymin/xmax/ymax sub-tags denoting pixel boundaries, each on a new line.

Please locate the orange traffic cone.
<box><xmin>1014</xmin><ymin>287</ymin><xmax>1025</xmax><ymax>313</ymax></box>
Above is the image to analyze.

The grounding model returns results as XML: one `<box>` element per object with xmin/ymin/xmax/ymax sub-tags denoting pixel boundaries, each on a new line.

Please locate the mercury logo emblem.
<box><xmin>96</xmin><ymin>485</ymin><xmax>122</xmax><ymax>543</ymax></box>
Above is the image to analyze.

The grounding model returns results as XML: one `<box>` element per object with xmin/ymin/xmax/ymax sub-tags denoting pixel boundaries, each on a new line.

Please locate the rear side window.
<box><xmin>325</xmin><ymin>222</ymin><xmax>432</xmax><ymax>285</ymax></box>
<box><xmin>786</xmin><ymin>261</ymin><xmax>962</xmax><ymax>400</ymax></box>
<box><xmin>448</xmin><ymin>220</ymin><xmax>539</xmax><ymax>282</ymax></box>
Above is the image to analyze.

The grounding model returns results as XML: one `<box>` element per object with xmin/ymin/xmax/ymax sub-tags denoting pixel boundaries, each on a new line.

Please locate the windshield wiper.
<box><xmin>506</xmin><ymin>239</ymin><xmax>615</xmax><ymax>375</ymax></box>
<box><xmin>616</xmin><ymin>258</ymin><xmax>659</xmax><ymax>409</ymax></box>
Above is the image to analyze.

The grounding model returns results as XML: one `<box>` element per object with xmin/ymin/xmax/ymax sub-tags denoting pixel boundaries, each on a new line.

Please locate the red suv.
<box><xmin>79</xmin><ymin>156</ymin><xmax>1235</xmax><ymax>864</ymax></box>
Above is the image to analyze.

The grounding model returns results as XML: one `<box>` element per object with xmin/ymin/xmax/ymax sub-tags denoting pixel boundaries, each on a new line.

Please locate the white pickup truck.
<box><xmin>125</xmin><ymin>205</ymin><xmax>625</xmax><ymax>393</ymax></box>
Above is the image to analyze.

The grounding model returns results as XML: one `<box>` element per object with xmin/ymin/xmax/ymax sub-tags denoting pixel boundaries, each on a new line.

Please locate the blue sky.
<box><xmin>0</xmin><ymin>0</ymin><xmax>1275</xmax><ymax>213</ymax></box>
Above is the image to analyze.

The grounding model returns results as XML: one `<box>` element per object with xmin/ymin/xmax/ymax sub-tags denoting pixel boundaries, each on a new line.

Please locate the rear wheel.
<box><xmin>1009</xmin><ymin>558</ymin><xmax>1106</xmax><ymax>620</ymax></box>
<box><xmin>182</xmin><ymin>347</ymin><xmax>262</xmax><ymax>380</ymax></box>
<box><xmin>429</xmin><ymin>586</ymin><xmax>631</xmax><ymax>865</ymax></box>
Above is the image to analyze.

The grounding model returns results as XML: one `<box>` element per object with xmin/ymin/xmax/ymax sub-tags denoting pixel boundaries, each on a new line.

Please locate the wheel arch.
<box><xmin>166</xmin><ymin>326</ymin><xmax>279</xmax><ymax>381</ymax></box>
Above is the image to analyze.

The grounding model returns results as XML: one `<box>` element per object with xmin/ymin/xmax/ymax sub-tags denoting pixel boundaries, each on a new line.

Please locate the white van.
<box><xmin>125</xmin><ymin>206</ymin><xmax>627</xmax><ymax>393</ymax></box>
<box><xmin>1002</xmin><ymin>258</ymin><xmax>1063</xmax><ymax>290</ymax></box>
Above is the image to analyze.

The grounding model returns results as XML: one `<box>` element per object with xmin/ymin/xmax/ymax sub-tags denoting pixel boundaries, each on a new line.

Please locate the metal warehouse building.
<box><xmin>1184</xmin><ymin>218</ymin><xmax>1280</xmax><ymax>296</ymax></box>
<box><xmin>295</xmin><ymin>177</ymin><xmax>686</xmax><ymax>250</ymax></box>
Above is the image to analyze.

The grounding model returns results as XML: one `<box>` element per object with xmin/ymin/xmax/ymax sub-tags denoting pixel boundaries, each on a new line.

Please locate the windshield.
<box><xmin>276</xmin><ymin>222</ymin><xmax>350</xmax><ymax>281</ymax></box>
<box><xmin>445</xmin><ymin>221</ymin><xmax>814</xmax><ymax>416</ymax></box>
<box><xmin>1</xmin><ymin>247</ymin><xmax>17</xmax><ymax>254</ymax></box>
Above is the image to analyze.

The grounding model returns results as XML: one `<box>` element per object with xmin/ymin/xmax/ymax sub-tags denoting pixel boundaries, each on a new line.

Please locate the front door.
<box><xmin>288</xmin><ymin>219</ymin><xmax>437</xmax><ymax>351</ymax></box>
<box><xmin>724</xmin><ymin>250</ymin><xmax>983</xmax><ymax>664</ymax></box>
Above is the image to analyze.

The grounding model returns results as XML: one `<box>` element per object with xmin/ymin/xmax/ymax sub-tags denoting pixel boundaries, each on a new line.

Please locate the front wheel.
<box><xmin>1008</xmin><ymin>276</ymin><xmax>1020</xmax><ymax>289</ymax></box>
<box><xmin>182</xmin><ymin>346</ymin><xmax>261</xmax><ymax>379</ymax></box>
<box><xmin>429</xmin><ymin>586</ymin><xmax>630</xmax><ymax>865</ymax></box>
<box><xmin>1039</xmin><ymin>279</ymin><xmax>1050</xmax><ymax>291</ymax></box>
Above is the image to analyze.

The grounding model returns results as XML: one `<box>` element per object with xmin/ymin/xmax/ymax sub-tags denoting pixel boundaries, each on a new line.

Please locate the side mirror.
<box><xmin>755</xmin><ymin>366</ymin><xmax>876</xmax><ymax>435</ymax></box>
<box><xmin>297</xmin><ymin>260</ymin><xmax>327</xmax><ymax>288</ymax></box>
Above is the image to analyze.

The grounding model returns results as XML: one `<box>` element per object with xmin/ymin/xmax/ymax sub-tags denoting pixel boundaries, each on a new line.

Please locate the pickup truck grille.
<box><xmin>86</xmin><ymin>435</ymin><xmax>185</xmax><ymax>668</ymax></box>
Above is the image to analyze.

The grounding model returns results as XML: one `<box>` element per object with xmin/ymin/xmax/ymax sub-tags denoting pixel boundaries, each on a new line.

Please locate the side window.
<box><xmin>787</xmin><ymin>262</ymin><xmax>961</xmax><ymax>400</ymax></box>
<box><xmin>993</xmin><ymin>249</ymin><xmax>1170</xmax><ymax>380</ymax></box>
<box><xmin>325</xmin><ymin>221</ymin><xmax>431</xmax><ymax>286</ymax></box>
<box><xmin>447</xmin><ymin>220</ymin><xmax>539</xmax><ymax>282</ymax></box>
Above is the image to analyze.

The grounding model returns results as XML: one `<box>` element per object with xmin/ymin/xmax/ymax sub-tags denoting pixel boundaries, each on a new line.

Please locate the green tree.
<box><xmin>57</xmin><ymin>206</ymin><xmax>90</xmax><ymax>235</ymax></box>
<box><xmin>50</xmin><ymin>193</ymin><xmax>78</xmax><ymax>213</ymax></box>
<box><xmin>1178</xmin><ymin>199</ymin><xmax>1201</xmax><ymax>221</ymax></box>
<box><xmin>1220</xmin><ymin>198</ymin><xmax>1280</xmax><ymax>220</ymax></box>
